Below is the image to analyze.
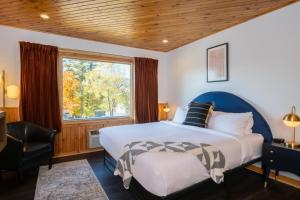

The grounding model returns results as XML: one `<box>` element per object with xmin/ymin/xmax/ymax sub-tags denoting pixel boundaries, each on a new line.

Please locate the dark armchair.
<box><xmin>0</xmin><ymin>121</ymin><xmax>56</xmax><ymax>181</ymax></box>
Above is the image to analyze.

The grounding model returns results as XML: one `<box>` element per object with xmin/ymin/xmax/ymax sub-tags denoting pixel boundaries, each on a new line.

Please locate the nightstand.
<box><xmin>262</xmin><ymin>142</ymin><xmax>300</xmax><ymax>187</ymax></box>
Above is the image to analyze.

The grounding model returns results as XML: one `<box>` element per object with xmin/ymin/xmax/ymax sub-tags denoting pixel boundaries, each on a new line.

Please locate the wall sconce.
<box><xmin>1</xmin><ymin>70</ymin><xmax>19</xmax><ymax>107</ymax></box>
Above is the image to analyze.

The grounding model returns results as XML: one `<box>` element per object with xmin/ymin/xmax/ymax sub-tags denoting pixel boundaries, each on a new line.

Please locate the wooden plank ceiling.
<box><xmin>0</xmin><ymin>0</ymin><xmax>297</xmax><ymax>52</ymax></box>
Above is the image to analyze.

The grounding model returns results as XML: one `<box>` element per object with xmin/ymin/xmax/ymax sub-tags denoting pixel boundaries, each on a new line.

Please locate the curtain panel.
<box><xmin>19</xmin><ymin>42</ymin><xmax>62</xmax><ymax>132</ymax></box>
<box><xmin>134</xmin><ymin>57</ymin><xmax>158</xmax><ymax>123</ymax></box>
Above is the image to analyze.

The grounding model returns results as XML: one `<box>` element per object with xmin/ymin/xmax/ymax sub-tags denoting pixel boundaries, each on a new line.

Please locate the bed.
<box><xmin>99</xmin><ymin>91</ymin><xmax>273</xmax><ymax>199</ymax></box>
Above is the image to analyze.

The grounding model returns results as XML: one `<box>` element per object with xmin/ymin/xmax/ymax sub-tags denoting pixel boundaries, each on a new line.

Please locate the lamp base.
<box><xmin>284</xmin><ymin>141</ymin><xmax>300</xmax><ymax>149</ymax></box>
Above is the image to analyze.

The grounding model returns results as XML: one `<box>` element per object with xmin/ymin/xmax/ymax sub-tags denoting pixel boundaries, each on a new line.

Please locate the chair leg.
<box><xmin>18</xmin><ymin>169</ymin><xmax>24</xmax><ymax>183</ymax></box>
<box><xmin>223</xmin><ymin>179</ymin><xmax>231</xmax><ymax>200</ymax></box>
<box><xmin>48</xmin><ymin>157</ymin><xmax>53</xmax><ymax>170</ymax></box>
<box><xmin>0</xmin><ymin>170</ymin><xmax>2</xmax><ymax>182</ymax></box>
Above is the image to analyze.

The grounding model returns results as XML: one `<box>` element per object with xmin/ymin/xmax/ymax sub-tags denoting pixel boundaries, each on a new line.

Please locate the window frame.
<box><xmin>58</xmin><ymin>49</ymin><xmax>135</xmax><ymax>123</ymax></box>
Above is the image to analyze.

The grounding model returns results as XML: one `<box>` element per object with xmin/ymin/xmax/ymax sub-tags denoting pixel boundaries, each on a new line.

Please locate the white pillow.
<box><xmin>208</xmin><ymin>111</ymin><xmax>254</xmax><ymax>136</ymax></box>
<box><xmin>173</xmin><ymin>107</ymin><xmax>188</xmax><ymax>123</ymax></box>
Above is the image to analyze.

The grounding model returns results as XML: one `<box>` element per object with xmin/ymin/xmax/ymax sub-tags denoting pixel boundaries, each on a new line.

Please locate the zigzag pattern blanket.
<box><xmin>114</xmin><ymin>141</ymin><xmax>226</xmax><ymax>189</ymax></box>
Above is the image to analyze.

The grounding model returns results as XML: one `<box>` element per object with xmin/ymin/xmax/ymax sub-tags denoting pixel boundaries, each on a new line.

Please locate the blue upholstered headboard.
<box><xmin>193</xmin><ymin>91</ymin><xmax>273</xmax><ymax>142</ymax></box>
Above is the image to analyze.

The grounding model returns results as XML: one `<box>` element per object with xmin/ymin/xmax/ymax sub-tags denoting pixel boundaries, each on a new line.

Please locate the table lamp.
<box><xmin>163</xmin><ymin>105</ymin><xmax>170</xmax><ymax>120</ymax></box>
<box><xmin>283</xmin><ymin>106</ymin><xmax>300</xmax><ymax>149</ymax></box>
<box><xmin>163</xmin><ymin>106</ymin><xmax>170</xmax><ymax>113</ymax></box>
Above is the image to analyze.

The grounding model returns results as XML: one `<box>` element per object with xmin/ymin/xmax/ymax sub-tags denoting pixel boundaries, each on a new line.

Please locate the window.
<box><xmin>62</xmin><ymin>52</ymin><xmax>133</xmax><ymax>120</ymax></box>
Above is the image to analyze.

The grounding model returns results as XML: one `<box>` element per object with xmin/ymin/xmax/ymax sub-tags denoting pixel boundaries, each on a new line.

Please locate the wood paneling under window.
<box><xmin>0</xmin><ymin>0</ymin><xmax>297</xmax><ymax>51</ymax></box>
<box><xmin>54</xmin><ymin>118</ymin><xmax>134</xmax><ymax>157</ymax></box>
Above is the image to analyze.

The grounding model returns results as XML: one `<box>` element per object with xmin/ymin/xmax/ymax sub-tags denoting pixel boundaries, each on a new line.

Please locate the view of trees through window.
<box><xmin>63</xmin><ymin>57</ymin><xmax>131</xmax><ymax>120</ymax></box>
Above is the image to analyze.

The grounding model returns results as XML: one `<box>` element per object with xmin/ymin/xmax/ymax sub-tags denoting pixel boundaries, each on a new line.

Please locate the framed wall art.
<box><xmin>207</xmin><ymin>43</ymin><xmax>228</xmax><ymax>82</ymax></box>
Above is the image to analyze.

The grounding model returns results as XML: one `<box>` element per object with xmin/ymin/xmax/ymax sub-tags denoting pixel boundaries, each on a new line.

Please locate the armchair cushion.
<box><xmin>23</xmin><ymin>142</ymin><xmax>51</xmax><ymax>160</ymax></box>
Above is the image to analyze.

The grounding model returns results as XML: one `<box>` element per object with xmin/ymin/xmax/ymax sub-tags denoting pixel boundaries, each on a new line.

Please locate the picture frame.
<box><xmin>207</xmin><ymin>43</ymin><xmax>228</xmax><ymax>82</ymax></box>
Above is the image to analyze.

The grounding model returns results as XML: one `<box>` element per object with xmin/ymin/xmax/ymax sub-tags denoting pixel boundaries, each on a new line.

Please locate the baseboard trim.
<box><xmin>246</xmin><ymin>165</ymin><xmax>300</xmax><ymax>189</ymax></box>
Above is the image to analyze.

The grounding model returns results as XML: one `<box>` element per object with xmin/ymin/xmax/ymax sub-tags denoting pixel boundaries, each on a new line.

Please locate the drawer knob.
<box><xmin>270</xmin><ymin>150</ymin><xmax>274</xmax><ymax>154</ymax></box>
<box><xmin>270</xmin><ymin>159</ymin><xmax>274</xmax><ymax>163</ymax></box>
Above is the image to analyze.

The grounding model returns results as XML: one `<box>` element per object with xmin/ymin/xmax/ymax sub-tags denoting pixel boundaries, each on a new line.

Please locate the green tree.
<box><xmin>63</xmin><ymin>58</ymin><xmax>131</xmax><ymax>119</ymax></box>
<box><xmin>64</xmin><ymin>58</ymin><xmax>96</xmax><ymax>117</ymax></box>
<box><xmin>83</xmin><ymin>63</ymin><xmax>130</xmax><ymax>117</ymax></box>
<box><xmin>63</xmin><ymin>71</ymin><xmax>80</xmax><ymax>117</ymax></box>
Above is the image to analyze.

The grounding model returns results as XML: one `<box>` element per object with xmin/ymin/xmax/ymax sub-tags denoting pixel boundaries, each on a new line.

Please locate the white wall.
<box><xmin>166</xmin><ymin>2</ymin><xmax>300</xmax><ymax>143</ymax></box>
<box><xmin>0</xmin><ymin>25</ymin><xmax>168</xmax><ymax>107</ymax></box>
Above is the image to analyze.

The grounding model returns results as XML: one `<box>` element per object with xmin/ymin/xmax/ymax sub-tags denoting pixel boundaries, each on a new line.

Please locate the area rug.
<box><xmin>34</xmin><ymin>159</ymin><xmax>109</xmax><ymax>200</ymax></box>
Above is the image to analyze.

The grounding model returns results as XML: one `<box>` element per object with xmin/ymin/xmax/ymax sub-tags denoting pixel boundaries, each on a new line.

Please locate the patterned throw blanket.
<box><xmin>114</xmin><ymin>141</ymin><xmax>225</xmax><ymax>189</ymax></box>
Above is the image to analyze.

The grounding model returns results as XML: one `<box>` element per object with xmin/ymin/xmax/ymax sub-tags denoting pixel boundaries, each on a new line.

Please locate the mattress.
<box><xmin>99</xmin><ymin>121</ymin><xmax>263</xmax><ymax>197</ymax></box>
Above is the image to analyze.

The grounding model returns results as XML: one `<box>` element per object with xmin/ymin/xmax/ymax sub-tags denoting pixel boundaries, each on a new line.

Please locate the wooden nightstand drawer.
<box><xmin>262</xmin><ymin>156</ymin><xmax>277</xmax><ymax>168</ymax></box>
<box><xmin>266</xmin><ymin>158</ymin><xmax>275</xmax><ymax>164</ymax></box>
<box><xmin>267</xmin><ymin>149</ymin><xmax>275</xmax><ymax>155</ymax></box>
<box><xmin>263</xmin><ymin>144</ymin><xmax>278</xmax><ymax>155</ymax></box>
<box><xmin>263</xmin><ymin>145</ymin><xmax>278</xmax><ymax>162</ymax></box>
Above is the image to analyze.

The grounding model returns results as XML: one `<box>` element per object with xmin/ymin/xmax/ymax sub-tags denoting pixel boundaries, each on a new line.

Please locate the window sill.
<box><xmin>63</xmin><ymin>116</ymin><xmax>134</xmax><ymax>125</ymax></box>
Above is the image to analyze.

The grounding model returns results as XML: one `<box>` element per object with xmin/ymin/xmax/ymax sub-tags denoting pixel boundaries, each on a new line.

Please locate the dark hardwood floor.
<box><xmin>0</xmin><ymin>151</ymin><xmax>299</xmax><ymax>200</ymax></box>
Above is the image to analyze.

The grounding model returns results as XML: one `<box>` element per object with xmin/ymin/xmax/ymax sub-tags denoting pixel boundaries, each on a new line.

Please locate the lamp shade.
<box><xmin>6</xmin><ymin>85</ymin><xmax>19</xmax><ymax>99</ymax></box>
<box><xmin>283</xmin><ymin>106</ymin><xmax>300</xmax><ymax>128</ymax></box>
<box><xmin>163</xmin><ymin>107</ymin><xmax>170</xmax><ymax>113</ymax></box>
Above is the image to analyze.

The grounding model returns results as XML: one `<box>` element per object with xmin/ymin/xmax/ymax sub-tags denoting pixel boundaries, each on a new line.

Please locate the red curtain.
<box><xmin>134</xmin><ymin>57</ymin><xmax>158</xmax><ymax>123</ymax></box>
<box><xmin>19</xmin><ymin>42</ymin><xmax>62</xmax><ymax>132</ymax></box>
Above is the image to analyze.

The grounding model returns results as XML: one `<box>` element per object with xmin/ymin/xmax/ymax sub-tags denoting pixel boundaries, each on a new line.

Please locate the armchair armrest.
<box><xmin>25</xmin><ymin>123</ymin><xmax>56</xmax><ymax>143</ymax></box>
<box><xmin>7</xmin><ymin>122</ymin><xmax>57</xmax><ymax>155</ymax></box>
<box><xmin>7</xmin><ymin>121</ymin><xmax>26</xmax><ymax>141</ymax></box>
<box><xmin>7</xmin><ymin>121</ymin><xmax>57</xmax><ymax>144</ymax></box>
<box><xmin>49</xmin><ymin>129</ymin><xmax>58</xmax><ymax>134</ymax></box>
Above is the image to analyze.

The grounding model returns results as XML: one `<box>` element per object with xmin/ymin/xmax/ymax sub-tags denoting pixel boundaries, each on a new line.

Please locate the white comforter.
<box><xmin>99</xmin><ymin>121</ymin><xmax>263</xmax><ymax>197</ymax></box>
